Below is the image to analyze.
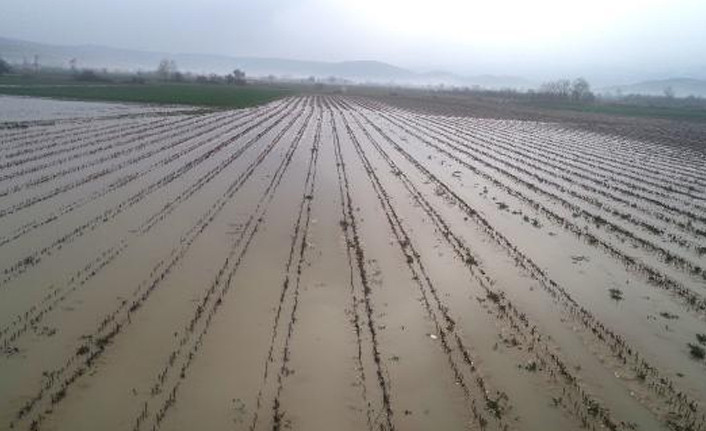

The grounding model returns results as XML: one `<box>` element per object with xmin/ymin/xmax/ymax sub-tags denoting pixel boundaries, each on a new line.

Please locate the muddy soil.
<box><xmin>1</xmin><ymin>95</ymin><xmax>704</xmax><ymax>431</ymax></box>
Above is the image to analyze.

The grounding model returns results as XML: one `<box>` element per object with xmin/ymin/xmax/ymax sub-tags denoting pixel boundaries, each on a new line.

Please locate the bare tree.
<box><xmin>156</xmin><ymin>59</ymin><xmax>177</xmax><ymax>80</ymax></box>
<box><xmin>571</xmin><ymin>77</ymin><xmax>593</xmax><ymax>102</ymax></box>
<box><xmin>226</xmin><ymin>69</ymin><xmax>246</xmax><ymax>85</ymax></box>
<box><xmin>0</xmin><ymin>57</ymin><xmax>11</xmax><ymax>75</ymax></box>
<box><xmin>555</xmin><ymin>79</ymin><xmax>571</xmax><ymax>98</ymax></box>
<box><xmin>663</xmin><ymin>86</ymin><xmax>675</xmax><ymax>98</ymax></box>
<box><xmin>539</xmin><ymin>79</ymin><xmax>571</xmax><ymax>99</ymax></box>
<box><xmin>232</xmin><ymin>69</ymin><xmax>246</xmax><ymax>85</ymax></box>
<box><xmin>539</xmin><ymin>78</ymin><xmax>593</xmax><ymax>102</ymax></box>
<box><xmin>169</xmin><ymin>60</ymin><xmax>177</xmax><ymax>77</ymax></box>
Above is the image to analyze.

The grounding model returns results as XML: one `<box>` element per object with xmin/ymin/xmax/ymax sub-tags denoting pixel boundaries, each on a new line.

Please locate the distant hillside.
<box><xmin>0</xmin><ymin>36</ymin><xmax>528</xmax><ymax>88</ymax></box>
<box><xmin>0</xmin><ymin>36</ymin><xmax>414</xmax><ymax>80</ymax></box>
<box><xmin>601</xmin><ymin>78</ymin><xmax>706</xmax><ymax>98</ymax></box>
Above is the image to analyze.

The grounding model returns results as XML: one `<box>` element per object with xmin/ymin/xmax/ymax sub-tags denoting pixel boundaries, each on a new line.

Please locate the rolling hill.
<box><xmin>0</xmin><ymin>36</ymin><xmax>529</xmax><ymax>88</ymax></box>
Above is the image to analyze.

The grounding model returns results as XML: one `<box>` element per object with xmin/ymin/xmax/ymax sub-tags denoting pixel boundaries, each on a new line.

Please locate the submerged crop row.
<box><xmin>0</xmin><ymin>96</ymin><xmax>703</xmax><ymax>431</ymax></box>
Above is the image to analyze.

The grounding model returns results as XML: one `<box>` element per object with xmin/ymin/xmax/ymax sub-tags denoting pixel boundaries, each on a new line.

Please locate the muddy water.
<box><xmin>0</xmin><ymin>95</ymin><xmax>190</xmax><ymax>122</ymax></box>
<box><xmin>1</xmin><ymin>96</ymin><xmax>704</xmax><ymax>431</ymax></box>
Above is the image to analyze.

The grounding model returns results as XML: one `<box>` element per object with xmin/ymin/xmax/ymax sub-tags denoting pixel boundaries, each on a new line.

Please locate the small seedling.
<box><xmin>486</xmin><ymin>291</ymin><xmax>501</xmax><ymax>304</ymax></box>
<box><xmin>486</xmin><ymin>392</ymin><xmax>508</xmax><ymax>419</ymax></box>
<box><xmin>586</xmin><ymin>399</ymin><xmax>601</xmax><ymax>417</ymax></box>
<box><xmin>609</xmin><ymin>288</ymin><xmax>624</xmax><ymax>301</ymax></box>
<box><xmin>687</xmin><ymin>343</ymin><xmax>705</xmax><ymax>360</ymax></box>
<box><xmin>524</xmin><ymin>360</ymin><xmax>538</xmax><ymax>372</ymax></box>
<box><xmin>594</xmin><ymin>216</ymin><xmax>607</xmax><ymax>228</ymax></box>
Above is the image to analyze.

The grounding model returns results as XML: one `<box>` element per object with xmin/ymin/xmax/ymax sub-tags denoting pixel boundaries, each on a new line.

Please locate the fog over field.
<box><xmin>2</xmin><ymin>0</ymin><xmax>706</xmax><ymax>85</ymax></box>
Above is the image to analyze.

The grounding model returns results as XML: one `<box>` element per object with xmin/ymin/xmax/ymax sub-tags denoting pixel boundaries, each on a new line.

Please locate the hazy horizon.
<box><xmin>2</xmin><ymin>0</ymin><xmax>706</xmax><ymax>84</ymax></box>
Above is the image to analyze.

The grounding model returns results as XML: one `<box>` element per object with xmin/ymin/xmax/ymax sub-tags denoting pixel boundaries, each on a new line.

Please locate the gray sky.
<box><xmin>2</xmin><ymin>0</ymin><xmax>705</xmax><ymax>82</ymax></box>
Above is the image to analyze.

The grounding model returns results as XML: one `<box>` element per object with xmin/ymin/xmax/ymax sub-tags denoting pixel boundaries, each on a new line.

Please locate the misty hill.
<box><xmin>417</xmin><ymin>71</ymin><xmax>531</xmax><ymax>89</ymax></box>
<box><xmin>601</xmin><ymin>78</ymin><xmax>706</xmax><ymax>98</ymax></box>
<box><xmin>0</xmin><ymin>36</ymin><xmax>528</xmax><ymax>88</ymax></box>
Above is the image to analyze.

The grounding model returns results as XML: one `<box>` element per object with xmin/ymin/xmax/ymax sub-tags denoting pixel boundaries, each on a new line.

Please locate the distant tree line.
<box><xmin>609</xmin><ymin>93</ymin><xmax>706</xmax><ymax>109</ymax></box>
<box><xmin>154</xmin><ymin>58</ymin><xmax>246</xmax><ymax>85</ymax></box>
<box><xmin>434</xmin><ymin>80</ymin><xmax>706</xmax><ymax>111</ymax></box>
<box><xmin>0</xmin><ymin>54</ymin><xmax>255</xmax><ymax>89</ymax></box>
<box><xmin>537</xmin><ymin>77</ymin><xmax>594</xmax><ymax>102</ymax></box>
<box><xmin>436</xmin><ymin>79</ymin><xmax>595</xmax><ymax>104</ymax></box>
<box><xmin>431</xmin><ymin>77</ymin><xmax>598</xmax><ymax>105</ymax></box>
<box><xmin>55</xmin><ymin>58</ymin><xmax>250</xmax><ymax>85</ymax></box>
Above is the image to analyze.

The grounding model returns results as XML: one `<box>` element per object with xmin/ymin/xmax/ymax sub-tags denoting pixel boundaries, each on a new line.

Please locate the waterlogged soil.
<box><xmin>0</xmin><ymin>95</ymin><xmax>194</xmax><ymax>122</ymax></box>
<box><xmin>369</xmin><ymin>92</ymin><xmax>706</xmax><ymax>154</ymax></box>
<box><xmin>1</xmin><ymin>95</ymin><xmax>705</xmax><ymax>431</ymax></box>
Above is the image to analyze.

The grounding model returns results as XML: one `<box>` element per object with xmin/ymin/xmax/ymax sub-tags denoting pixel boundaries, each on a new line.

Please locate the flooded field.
<box><xmin>0</xmin><ymin>95</ymin><xmax>192</xmax><ymax>123</ymax></box>
<box><xmin>1</xmin><ymin>95</ymin><xmax>705</xmax><ymax>431</ymax></box>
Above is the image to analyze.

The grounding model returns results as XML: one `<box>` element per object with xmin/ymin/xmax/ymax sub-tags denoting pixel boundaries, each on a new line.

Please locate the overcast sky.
<box><xmin>2</xmin><ymin>0</ymin><xmax>705</xmax><ymax>82</ymax></box>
